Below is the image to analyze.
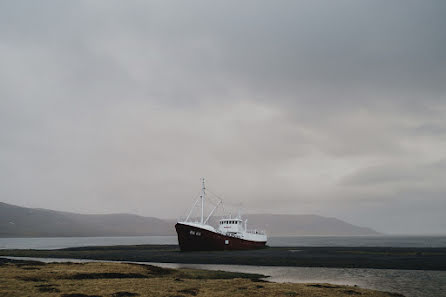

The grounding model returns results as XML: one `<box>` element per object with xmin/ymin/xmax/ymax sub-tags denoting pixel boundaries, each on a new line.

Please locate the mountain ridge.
<box><xmin>0</xmin><ymin>202</ymin><xmax>380</xmax><ymax>237</ymax></box>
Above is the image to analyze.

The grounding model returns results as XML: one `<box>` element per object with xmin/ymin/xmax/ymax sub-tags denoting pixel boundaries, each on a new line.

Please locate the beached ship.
<box><xmin>175</xmin><ymin>179</ymin><xmax>267</xmax><ymax>251</ymax></box>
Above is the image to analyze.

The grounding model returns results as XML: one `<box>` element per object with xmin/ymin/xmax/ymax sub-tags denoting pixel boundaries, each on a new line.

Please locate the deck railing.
<box><xmin>246</xmin><ymin>229</ymin><xmax>265</xmax><ymax>235</ymax></box>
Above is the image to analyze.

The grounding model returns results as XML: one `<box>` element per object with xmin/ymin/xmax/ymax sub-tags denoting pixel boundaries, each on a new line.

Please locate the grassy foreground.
<box><xmin>0</xmin><ymin>258</ymin><xmax>404</xmax><ymax>297</ymax></box>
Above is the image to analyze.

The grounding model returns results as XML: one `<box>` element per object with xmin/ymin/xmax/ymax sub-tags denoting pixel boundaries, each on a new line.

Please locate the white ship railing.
<box><xmin>246</xmin><ymin>229</ymin><xmax>265</xmax><ymax>235</ymax></box>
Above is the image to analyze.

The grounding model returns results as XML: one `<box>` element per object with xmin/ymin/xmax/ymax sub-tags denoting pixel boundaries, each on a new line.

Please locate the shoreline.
<box><xmin>1</xmin><ymin>244</ymin><xmax>446</xmax><ymax>271</ymax></box>
<box><xmin>0</xmin><ymin>257</ymin><xmax>405</xmax><ymax>297</ymax></box>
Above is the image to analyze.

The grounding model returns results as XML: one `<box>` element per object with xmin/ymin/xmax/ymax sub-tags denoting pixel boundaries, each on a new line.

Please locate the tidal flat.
<box><xmin>1</xmin><ymin>245</ymin><xmax>445</xmax><ymax>271</ymax></box>
<box><xmin>0</xmin><ymin>258</ymin><xmax>404</xmax><ymax>297</ymax></box>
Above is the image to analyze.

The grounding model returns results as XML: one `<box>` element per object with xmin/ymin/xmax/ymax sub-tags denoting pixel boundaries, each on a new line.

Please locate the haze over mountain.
<box><xmin>0</xmin><ymin>202</ymin><xmax>379</xmax><ymax>237</ymax></box>
<box><xmin>243</xmin><ymin>214</ymin><xmax>379</xmax><ymax>236</ymax></box>
<box><xmin>0</xmin><ymin>202</ymin><xmax>173</xmax><ymax>237</ymax></box>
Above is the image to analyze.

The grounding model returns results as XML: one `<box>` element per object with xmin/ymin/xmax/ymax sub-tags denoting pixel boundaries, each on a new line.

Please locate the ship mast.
<box><xmin>201</xmin><ymin>177</ymin><xmax>205</xmax><ymax>224</ymax></box>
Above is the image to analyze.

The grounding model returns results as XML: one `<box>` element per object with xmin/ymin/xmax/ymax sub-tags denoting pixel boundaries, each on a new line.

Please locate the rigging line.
<box><xmin>191</xmin><ymin>190</ymin><xmax>202</xmax><ymax>201</ymax></box>
<box><xmin>202</xmin><ymin>190</ymin><xmax>222</xmax><ymax>206</ymax></box>
<box><xmin>182</xmin><ymin>190</ymin><xmax>203</xmax><ymax>220</ymax></box>
<box><xmin>207</xmin><ymin>188</ymin><xmax>246</xmax><ymax>210</ymax></box>
<box><xmin>206</xmin><ymin>188</ymin><xmax>225</xmax><ymax>202</ymax></box>
<box><xmin>206</xmin><ymin>187</ymin><xmax>262</xmax><ymax>214</ymax></box>
<box><xmin>205</xmin><ymin>189</ymin><xmax>229</xmax><ymax>215</ymax></box>
<box><xmin>184</xmin><ymin>190</ymin><xmax>203</xmax><ymax>212</ymax></box>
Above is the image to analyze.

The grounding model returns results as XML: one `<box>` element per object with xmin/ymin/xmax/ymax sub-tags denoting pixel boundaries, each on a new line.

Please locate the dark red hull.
<box><xmin>175</xmin><ymin>223</ymin><xmax>267</xmax><ymax>251</ymax></box>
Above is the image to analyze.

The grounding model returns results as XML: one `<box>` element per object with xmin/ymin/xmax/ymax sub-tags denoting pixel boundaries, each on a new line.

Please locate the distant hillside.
<box><xmin>0</xmin><ymin>202</ymin><xmax>175</xmax><ymax>237</ymax></box>
<box><xmin>244</xmin><ymin>214</ymin><xmax>380</xmax><ymax>236</ymax></box>
<box><xmin>0</xmin><ymin>202</ymin><xmax>379</xmax><ymax>237</ymax></box>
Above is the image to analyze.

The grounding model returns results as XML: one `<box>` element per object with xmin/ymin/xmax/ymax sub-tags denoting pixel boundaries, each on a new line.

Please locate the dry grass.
<box><xmin>0</xmin><ymin>260</ymin><xmax>404</xmax><ymax>297</ymax></box>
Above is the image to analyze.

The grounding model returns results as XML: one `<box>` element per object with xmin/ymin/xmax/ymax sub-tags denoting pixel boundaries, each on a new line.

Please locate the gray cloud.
<box><xmin>342</xmin><ymin>160</ymin><xmax>446</xmax><ymax>187</ymax></box>
<box><xmin>0</xmin><ymin>1</ymin><xmax>445</xmax><ymax>234</ymax></box>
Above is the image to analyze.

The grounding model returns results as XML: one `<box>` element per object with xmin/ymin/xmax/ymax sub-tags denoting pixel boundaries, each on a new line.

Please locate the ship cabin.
<box><xmin>218</xmin><ymin>218</ymin><xmax>244</xmax><ymax>235</ymax></box>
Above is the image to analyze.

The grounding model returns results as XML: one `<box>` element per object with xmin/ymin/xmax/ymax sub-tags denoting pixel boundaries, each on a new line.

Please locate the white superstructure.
<box><xmin>218</xmin><ymin>217</ymin><xmax>267</xmax><ymax>242</ymax></box>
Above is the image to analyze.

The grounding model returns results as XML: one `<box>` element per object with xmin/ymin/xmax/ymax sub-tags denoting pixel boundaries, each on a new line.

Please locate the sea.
<box><xmin>1</xmin><ymin>235</ymin><xmax>446</xmax><ymax>250</ymax></box>
<box><xmin>1</xmin><ymin>235</ymin><xmax>446</xmax><ymax>297</ymax></box>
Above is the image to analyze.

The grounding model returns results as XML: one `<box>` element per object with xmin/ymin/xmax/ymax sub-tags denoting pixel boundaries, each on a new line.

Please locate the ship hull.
<box><xmin>175</xmin><ymin>223</ymin><xmax>267</xmax><ymax>251</ymax></box>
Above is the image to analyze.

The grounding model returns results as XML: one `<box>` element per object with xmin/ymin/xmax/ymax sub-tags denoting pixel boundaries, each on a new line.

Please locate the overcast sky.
<box><xmin>1</xmin><ymin>1</ymin><xmax>445</xmax><ymax>234</ymax></box>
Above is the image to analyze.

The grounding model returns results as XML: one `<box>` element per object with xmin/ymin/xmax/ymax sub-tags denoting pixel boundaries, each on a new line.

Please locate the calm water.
<box><xmin>4</xmin><ymin>256</ymin><xmax>446</xmax><ymax>297</ymax></box>
<box><xmin>157</xmin><ymin>263</ymin><xmax>446</xmax><ymax>297</ymax></box>
<box><xmin>2</xmin><ymin>236</ymin><xmax>445</xmax><ymax>296</ymax></box>
<box><xmin>1</xmin><ymin>235</ymin><xmax>445</xmax><ymax>250</ymax></box>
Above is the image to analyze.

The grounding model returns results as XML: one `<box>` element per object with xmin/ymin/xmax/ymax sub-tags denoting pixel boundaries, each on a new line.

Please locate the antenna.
<box><xmin>201</xmin><ymin>177</ymin><xmax>205</xmax><ymax>224</ymax></box>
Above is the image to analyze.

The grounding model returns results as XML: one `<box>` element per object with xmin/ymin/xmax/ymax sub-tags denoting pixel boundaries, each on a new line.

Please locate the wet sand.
<box><xmin>1</xmin><ymin>245</ymin><xmax>446</xmax><ymax>271</ymax></box>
